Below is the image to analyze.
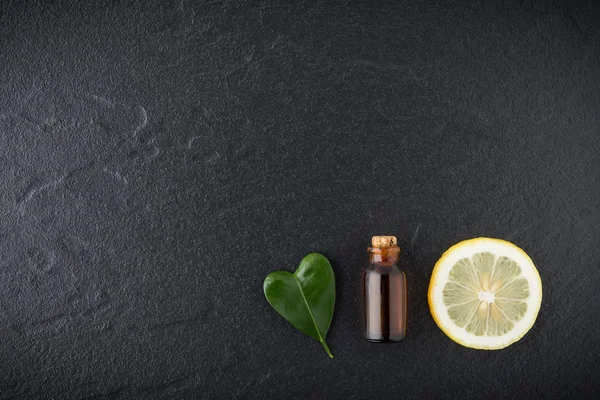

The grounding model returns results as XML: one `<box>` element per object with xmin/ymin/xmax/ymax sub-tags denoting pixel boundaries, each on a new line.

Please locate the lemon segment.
<box><xmin>428</xmin><ymin>238</ymin><xmax>542</xmax><ymax>350</ymax></box>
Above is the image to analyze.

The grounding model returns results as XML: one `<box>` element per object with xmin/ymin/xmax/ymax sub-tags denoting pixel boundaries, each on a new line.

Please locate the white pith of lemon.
<box><xmin>428</xmin><ymin>238</ymin><xmax>542</xmax><ymax>350</ymax></box>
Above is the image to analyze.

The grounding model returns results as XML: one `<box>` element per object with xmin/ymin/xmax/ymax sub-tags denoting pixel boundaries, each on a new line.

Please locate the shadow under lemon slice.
<box><xmin>428</xmin><ymin>238</ymin><xmax>542</xmax><ymax>350</ymax></box>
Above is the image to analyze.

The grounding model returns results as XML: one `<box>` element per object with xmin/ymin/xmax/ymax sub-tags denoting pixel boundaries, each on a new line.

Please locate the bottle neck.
<box><xmin>368</xmin><ymin>246</ymin><xmax>401</xmax><ymax>266</ymax></box>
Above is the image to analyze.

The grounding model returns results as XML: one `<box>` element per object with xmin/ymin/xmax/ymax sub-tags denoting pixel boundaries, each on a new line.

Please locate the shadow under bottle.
<box><xmin>362</xmin><ymin>237</ymin><xmax>407</xmax><ymax>342</ymax></box>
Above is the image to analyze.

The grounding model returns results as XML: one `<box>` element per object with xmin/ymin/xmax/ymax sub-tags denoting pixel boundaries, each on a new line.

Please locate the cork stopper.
<box><xmin>371</xmin><ymin>236</ymin><xmax>397</xmax><ymax>247</ymax></box>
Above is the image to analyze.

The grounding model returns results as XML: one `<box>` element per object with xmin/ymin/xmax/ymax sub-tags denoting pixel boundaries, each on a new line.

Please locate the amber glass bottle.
<box><xmin>362</xmin><ymin>236</ymin><xmax>407</xmax><ymax>342</ymax></box>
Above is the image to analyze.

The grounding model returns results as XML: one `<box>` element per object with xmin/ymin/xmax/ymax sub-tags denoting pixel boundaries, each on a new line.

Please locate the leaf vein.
<box><xmin>293</xmin><ymin>275</ymin><xmax>324</xmax><ymax>342</ymax></box>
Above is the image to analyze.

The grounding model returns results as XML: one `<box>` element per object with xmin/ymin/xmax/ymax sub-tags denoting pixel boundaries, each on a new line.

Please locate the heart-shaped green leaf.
<box><xmin>263</xmin><ymin>253</ymin><xmax>335</xmax><ymax>358</ymax></box>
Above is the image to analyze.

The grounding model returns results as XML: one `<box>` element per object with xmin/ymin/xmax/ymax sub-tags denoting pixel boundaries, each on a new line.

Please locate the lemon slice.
<box><xmin>428</xmin><ymin>238</ymin><xmax>542</xmax><ymax>350</ymax></box>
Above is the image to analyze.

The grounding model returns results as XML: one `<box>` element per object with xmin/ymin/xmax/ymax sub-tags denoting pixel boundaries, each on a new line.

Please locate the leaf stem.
<box><xmin>320</xmin><ymin>340</ymin><xmax>334</xmax><ymax>358</ymax></box>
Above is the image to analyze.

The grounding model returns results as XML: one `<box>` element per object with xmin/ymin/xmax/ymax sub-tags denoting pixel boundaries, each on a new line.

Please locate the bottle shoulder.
<box><xmin>364</xmin><ymin>263</ymin><xmax>405</xmax><ymax>275</ymax></box>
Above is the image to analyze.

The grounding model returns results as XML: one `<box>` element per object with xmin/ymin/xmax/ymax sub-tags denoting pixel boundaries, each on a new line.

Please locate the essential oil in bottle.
<box><xmin>362</xmin><ymin>236</ymin><xmax>407</xmax><ymax>342</ymax></box>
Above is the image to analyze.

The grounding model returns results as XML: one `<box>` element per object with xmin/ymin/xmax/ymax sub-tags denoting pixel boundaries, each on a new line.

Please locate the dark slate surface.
<box><xmin>1</xmin><ymin>0</ymin><xmax>600</xmax><ymax>398</ymax></box>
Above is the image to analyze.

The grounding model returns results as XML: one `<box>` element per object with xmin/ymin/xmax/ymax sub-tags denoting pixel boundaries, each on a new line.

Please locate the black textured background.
<box><xmin>1</xmin><ymin>0</ymin><xmax>600</xmax><ymax>399</ymax></box>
